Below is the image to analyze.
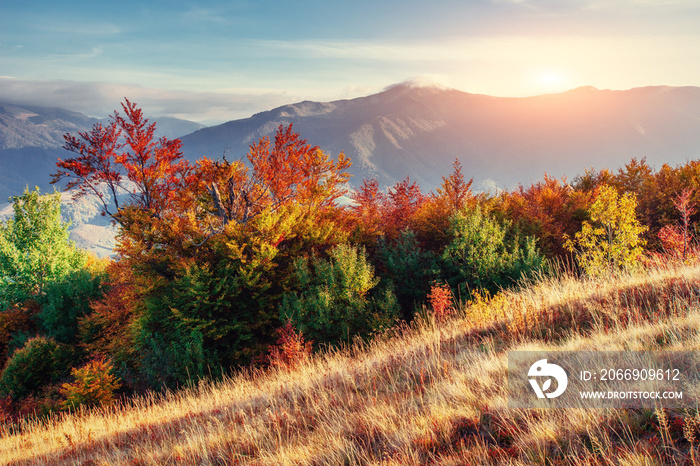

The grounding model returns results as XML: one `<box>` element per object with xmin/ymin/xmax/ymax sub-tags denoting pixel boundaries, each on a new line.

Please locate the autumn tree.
<box><xmin>78</xmin><ymin>261</ymin><xmax>143</xmax><ymax>382</ymax></box>
<box><xmin>412</xmin><ymin>159</ymin><xmax>475</xmax><ymax>252</ymax></box>
<box><xmin>658</xmin><ymin>188</ymin><xmax>696</xmax><ymax>259</ymax></box>
<box><xmin>51</xmin><ymin>99</ymin><xmax>203</xmax><ymax>290</ymax></box>
<box><xmin>54</xmin><ymin>98</ymin><xmax>193</xmax><ymax>223</ymax></box>
<box><xmin>349</xmin><ymin>178</ymin><xmax>387</xmax><ymax>245</ymax></box>
<box><xmin>566</xmin><ymin>185</ymin><xmax>647</xmax><ymax>275</ymax></box>
<box><xmin>199</xmin><ymin>124</ymin><xmax>352</xmax><ymax>234</ymax></box>
<box><xmin>495</xmin><ymin>174</ymin><xmax>592</xmax><ymax>258</ymax></box>
<box><xmin>383</xmin><ymin>177</ymin><xmax>425</xmax><ymax>240</ymax></box>
<box><xmin>612</xmin><ymin>158</ymin><xmax>654</xmax><ymax>197</ymax></box>
<box><xmin>248</xmin><ymin>124</ymin><xmax>351</xmax><ymax>210</ymax></box>
<box><xmin>60</xmin><ymin>357</ymin><xmax>121</xmax><ymax>410</ymax></box>
<box><xmin>572</xmin><ymin>167</ymin><xmax>615</xmax><ymax>193</ymax></box>
<box><xmin>264</xmin><ymin>321</ymin><xmax>313</xmax><ymax>369</ymax></box>
<box><xmin>434</xmin><ymin>159</ymin><xmax>473</xmax><ymax>212</ymax></box>
<box><xmin>673</xmin><ymin>187</ymin><xmax>695</xmax><ymax>259</ymax></box>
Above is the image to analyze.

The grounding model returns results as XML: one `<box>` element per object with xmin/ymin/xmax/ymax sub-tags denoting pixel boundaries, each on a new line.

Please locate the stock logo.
<box><xmin>528</xmin><ymin>359</ymin><xmax>568</xmax><ymax>399</ymax></box>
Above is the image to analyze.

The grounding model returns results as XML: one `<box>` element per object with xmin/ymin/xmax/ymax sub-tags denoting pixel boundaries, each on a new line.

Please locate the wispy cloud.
<box><xmin>252</xmin><ymin>38</ymin><xmax>479</xmax><ymax>62</ymax></box>
<box><xmin>179</xmin><ymin>6</ymin><xmax>231</xmax><ymax>25</ymax></box>
<box><xmin>0</xmin><ymin>78</ymin><xmax>293</xmax><ymax>125</ymax></box>
<box><xmin>384</xmin><ymin>75</ymin><xmax>454</xmax><ymax>91</ymax></box>
<box><xmin>253</xmin><ymin>33</ymin><xmax>700</xmax><ymax>65</ymax></box>
<box><xmin>37</xmin><ymin>22</ymin><xmax>122</xmax><ymax>36</ymax></box>
<box><xmin>50</xmin><ymin>47</ymin><xmax>103</xmax><ymax>60</ymax></box>
<box><xmin>632</xmin><ymin>0</ymin><xmax>699</xmax><ymax>5</ymax></box>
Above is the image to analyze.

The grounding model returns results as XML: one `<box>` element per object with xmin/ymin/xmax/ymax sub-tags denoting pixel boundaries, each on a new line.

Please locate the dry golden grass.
<box><xmin>2</xmin><ymin>260</ymin><xmax>700</xmax><ymax>465</ymax></box>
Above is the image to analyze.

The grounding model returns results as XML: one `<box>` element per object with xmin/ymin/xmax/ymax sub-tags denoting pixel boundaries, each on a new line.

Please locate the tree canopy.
<box><xmin>0</xmin><ymin>187</ymin><xmax>86</xmax><ymax>307</ymax></box>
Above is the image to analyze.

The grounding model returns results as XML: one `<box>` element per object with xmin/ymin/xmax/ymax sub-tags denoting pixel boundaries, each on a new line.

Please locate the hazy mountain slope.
<box><xmin>0</xmin><ymin>103</ymin><xmax>97</xmax><ymax>151</ymax></box>
<box><xmin>180</xmin><ymin>84</ymin><xmax>700</xmax><ymax>191</ymax></box>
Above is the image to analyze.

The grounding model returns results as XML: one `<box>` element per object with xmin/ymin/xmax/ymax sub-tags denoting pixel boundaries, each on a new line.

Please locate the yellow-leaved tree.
<box><xmin>566</xmin><ymin>185</ymin><xmax>647</xmax><ymax>276</ymax></box>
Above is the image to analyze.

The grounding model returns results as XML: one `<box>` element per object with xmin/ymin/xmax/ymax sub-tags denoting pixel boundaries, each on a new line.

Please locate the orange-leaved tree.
<box><xmin>54</xmin><ymin>99</ymin><xmax>202</xmax><ymax>280</ymax></box>
<box><xmin>248</xmin><ymin>124</ymin><xmax>351</xmax><ymax>210</ymax></box>
<box><xmin>496</xmin><ymin>174</ymin><xmax>592</xmax><ymax>258</ymax></box>
<box><xmin>196</xmin><ymin>124</ymin><xmax>352</xmax><ymax>238</ymax></box>
<box><xmin>60</xmin><ymin>357</ymin><xmax>121</xmax><ymax>410</ymax></box>
<box><xmin>349</xmin><ymin>175</ymin><xmax>426</xmax><ymax>245</ymax></box>
<box><xmin>412</xmin><ymin>159</ymin><xmax>475</xmax><ymax>253</ymax></box>
<box><xmin>658</xmin><ymin>188</ymin><xmax>696</xmax><ymax>259</ymax></box>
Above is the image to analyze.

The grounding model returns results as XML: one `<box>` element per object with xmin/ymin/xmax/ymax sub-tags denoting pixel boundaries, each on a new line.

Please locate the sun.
<box><xmin>531</xmin><ymin>69</ymin><xmax>570</xmax><ymax>94</ymax></box>
<box><xmin>540</xmin><ymin>72</ymin><xmax>563</xmax><ymax>86</ymax></box>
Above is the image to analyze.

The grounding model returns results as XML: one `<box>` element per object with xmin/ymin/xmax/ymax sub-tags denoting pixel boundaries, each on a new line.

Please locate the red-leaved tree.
<box><xmin>53</xmin><ymin>98</ymin><xmax>193</xmax><ymax>223</ymax></box>
<box><xmin>349</xmin><ymin>178</ymin><xmax>386</xmax><ymax>243</ymax></box>
<box><xmin>384</xmin><ymin>176</ymin><xmax>425</xmax><ymax>239</ymax></box>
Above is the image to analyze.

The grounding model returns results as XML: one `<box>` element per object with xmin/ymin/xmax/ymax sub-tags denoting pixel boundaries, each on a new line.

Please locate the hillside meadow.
<box><xmin>2</xmin><ymin>259</ymin><xmax>700</xmax><ymax>465</ymax></box>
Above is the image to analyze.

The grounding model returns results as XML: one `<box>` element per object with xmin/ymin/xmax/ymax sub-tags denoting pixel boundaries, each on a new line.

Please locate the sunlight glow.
<box><xmin>540</xmin><ymin>72</ymin><xmax>563</xmax><ymax>86</ymax></box>
<box><xmin>531</xmin><ymin>69</ymin><xmax>570</xmax><ymax>94</ymax></box>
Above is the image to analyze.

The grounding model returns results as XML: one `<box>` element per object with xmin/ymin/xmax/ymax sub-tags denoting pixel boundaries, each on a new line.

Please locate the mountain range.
<box><xmin>2</xmin><ymin>83</ymin><xmax>700</xmax><ymax>255</ymax></box>
<box><xmin>180</xmin><ymin>83</ymin><xmax>700</xmax><ymax>192</ymax></box>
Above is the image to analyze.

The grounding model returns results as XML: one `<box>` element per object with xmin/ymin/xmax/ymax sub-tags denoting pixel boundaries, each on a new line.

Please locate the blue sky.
<box><xmin>2</xmin><ymin>0</ymin><xmax>700</xmax><ymax>124</ymax></box>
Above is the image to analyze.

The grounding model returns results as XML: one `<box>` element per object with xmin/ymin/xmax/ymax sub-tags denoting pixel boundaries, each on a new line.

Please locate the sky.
<box><xmin>1</xmin><ymin>0</ymin><xmax>700</xmax><ymax>125</ymax></box>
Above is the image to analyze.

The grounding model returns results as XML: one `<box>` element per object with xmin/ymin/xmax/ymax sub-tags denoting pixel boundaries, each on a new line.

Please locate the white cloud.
<box><xmin>384</xmin><ymin>75</ymin><xmax>454</xmax><ymax>91</ymax></box>
<box><xmin>0</xmin><ymin>78</ymin><xmax>293</xmax><ymax>124</ymax></box>
<box><xmin>51</xmin><ymin>47</ymin><xmax>103</xmax><ymax>60</ymax></box>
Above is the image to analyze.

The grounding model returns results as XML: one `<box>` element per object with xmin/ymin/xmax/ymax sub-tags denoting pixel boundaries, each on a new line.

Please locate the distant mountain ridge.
<box><xmin>180</xmin><ymin>84</ymin><xmax>700</xmax><ymax>192</ymax></box>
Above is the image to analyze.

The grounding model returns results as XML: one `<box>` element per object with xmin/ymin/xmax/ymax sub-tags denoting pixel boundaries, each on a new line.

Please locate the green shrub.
<box><xmin>441</xmin><ymin>207</ymin><xmax>544</xmax><ymax>295</ymax></box>
<box><xmin>38</xmin><ymin>268</ymin><xmax>105</xmax><ymax>344</ymax></box>
<box><xmin>0</xmin><ymin>336</ymin><xmax>76</xmax><ymax>400</ymax></box>
<box><xmin>133</xmin><ymin>323</ymin><xmax>204</xmax><ymax>390</ymax></box>
<box><xmin>280</xmin><ymin>244</ymin><xmax>399</xmax><ymax>346</ymax></box>
<box><xmin>376</xmin><ymin>229</ymin><xmax>438</xmax><ymax>320</ymax></box>
<box><xmin>133</xmin><ymin>259</ymin><xmax>278</xmax><ymax>388</ymax></box>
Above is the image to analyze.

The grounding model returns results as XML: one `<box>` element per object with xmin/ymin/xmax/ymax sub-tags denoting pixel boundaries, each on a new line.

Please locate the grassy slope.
<box><xmin>2</xmin><ymin>262</ymin><xmax>700</xmax><ymax>465</ymax></box>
